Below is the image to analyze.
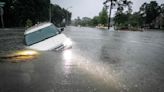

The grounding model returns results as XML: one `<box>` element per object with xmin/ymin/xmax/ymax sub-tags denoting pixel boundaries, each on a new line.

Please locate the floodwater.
<box><xmin>0</xmin><ymin>27</ymin><xmax>164</xmax><ymax>92</ymax></box>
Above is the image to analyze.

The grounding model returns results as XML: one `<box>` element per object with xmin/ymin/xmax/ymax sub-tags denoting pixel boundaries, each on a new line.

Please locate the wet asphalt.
<box><xmin>0</xmin><ymin>27</ymin><xmax>164</xmax><ymax>92</ymax></box>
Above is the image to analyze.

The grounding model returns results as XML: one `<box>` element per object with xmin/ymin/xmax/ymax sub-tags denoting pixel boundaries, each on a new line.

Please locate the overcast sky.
<box><xmin>51</xmin><ymin>0</ymin><xmax>163</xmax><ymax>19</ymax></box>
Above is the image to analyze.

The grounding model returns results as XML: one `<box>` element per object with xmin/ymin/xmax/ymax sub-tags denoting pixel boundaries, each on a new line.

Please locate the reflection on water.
<box><xmin>74</xmin><ymin>55</ymin><xmax>120</xmax><ymax>91</ymax></box>
<box><xmin>0</xmin><ymin>50</ymin><xmax>39</xmax><ymax>62</ymax></box>
<box><xmin>63</xmin><ymin>50</ymin><xmax>73</xmax><ymax>75</ymax></box>
<box><xmin>62</xmin><ymin>49</ymin><xmax>120</xmax><ymax>91</ymax></box>
<box><xmin>15</xmin><ymin>50</ymin><xmax>38</xmax><ymax>56</ymax></box>
<box><xmin>63</xmin><ymin>50</ymin><xmax>72</xmax><ymax>61</ymax></box>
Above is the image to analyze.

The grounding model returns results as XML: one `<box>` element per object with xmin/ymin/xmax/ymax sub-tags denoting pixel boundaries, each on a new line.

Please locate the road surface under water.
<box><xmin>0</xmin><ymin>27</ymin><xmax>164</xmax><ymax>92</ymax></box>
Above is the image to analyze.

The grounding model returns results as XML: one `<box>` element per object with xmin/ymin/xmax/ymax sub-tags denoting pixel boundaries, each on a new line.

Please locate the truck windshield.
<box><xmin>25</xmin><ymin>25</ymin><xmax>60</xmax><ymax>46</ymax></box>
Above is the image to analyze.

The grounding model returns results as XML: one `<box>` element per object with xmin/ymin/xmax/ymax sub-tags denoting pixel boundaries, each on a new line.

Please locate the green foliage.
<box><xmin>114</xmin><ymin>13</ymin><xmax>128</xmax><ymax>26</ymax></box>
<box><xmin>128</xmin><ymin>13</ymin><xmax>143</xmax><ymax>27</ymax></box>
<box><xmin>91</xmin><ymin>16</ymin><xmax>99</xmax><ymax>26</ymax></box>
<box><xmin>99</xmin><ymin>8</ymin><xmax>108</xmax><ymax>25</ymax></box>
<box><xmin>104</xmin><ymin>0</ymin><xmax>133</xmax><ymax>14</ymax></box>
<box><xmin>114</xmin><ymin>12</ymin><xmax>144</xmax><ymax>30</ymax></box>
<box><xmin>73</xmin><ymin>17</ymin><xmax>92</xmax><ymax>26</ymax></box>
<box><xmin>51</xmin><ymin>4</ymin><xmax>71</xmax><ymax>27</ymax></box>
<box><xmin>72</xmin><ymin>16</ymin><xmax>81</xmax><ymax>26</ymax></box>
<box><xmin>2</xmin><ymin>0</ymin><xmax>50</xmax><ymax>27</ymax></box>
<box><xmin>25</xmin><ymin>19</ymin><xmax>33</xmax><ymax>28</ymax></box>
<box><xmin>80</xmin><ymin>17</ymin><xmax>92</xmax><ymax>26</ymax></box>
<box><xmin>1</xmin><ymin>0</ymin><xmax>71</xmax><ymax>27</ymax></box>
<box><xmin>140</xmin><ymin>1</ymin><xmax>161</xmax><ymax>27</ymax></box>
<box><xmin>161</xmin><ymin>4</ymin><xmax>164</xmax><ymax>13</ymax></box>
<box><xmin>72</xmin><ymin>7</ymin><xmax>107</xmax><ymax>27</ymax></box>
<box><xmin>114</xmin><ymin>1</ymin><xmax>164</xmax><ymax>30</ymax></box>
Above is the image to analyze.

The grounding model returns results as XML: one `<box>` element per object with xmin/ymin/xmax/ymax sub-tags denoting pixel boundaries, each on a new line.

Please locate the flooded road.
<box><xmin>0</xmin><ymin>27</ymin><xmax>164</xmax><ymax>92</ymax></box>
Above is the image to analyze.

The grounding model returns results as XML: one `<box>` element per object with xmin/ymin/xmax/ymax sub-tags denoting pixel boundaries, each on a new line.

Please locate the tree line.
<box><xmin>72</xmin><ymin>7</ymin><xmax>108</xmax><ymax>27</ymax></box>
<box><xmin>73</xmin><ymin>1</ymin><xmax>164</xmax><ymax>30</ymax></box>
<box><xmin>114</xmin><ymin>1</ymin><xmax>164</xmax><ymax>30</ymax></box>
<box><xmin>0</xmin><ymin>0</ymin><xmax>71</xmax><ymax>28</ymax></box>
<box><xmin>72</xmin><ymin>0</ymin><xmax>132</xmax><ymax>27</ymax></box>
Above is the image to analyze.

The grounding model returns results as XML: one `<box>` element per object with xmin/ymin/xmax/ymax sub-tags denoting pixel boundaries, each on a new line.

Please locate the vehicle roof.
<box><xmin>24</xmin><ymin>22</ymin><xmax>52</xmax><ymax>35</ymax></box>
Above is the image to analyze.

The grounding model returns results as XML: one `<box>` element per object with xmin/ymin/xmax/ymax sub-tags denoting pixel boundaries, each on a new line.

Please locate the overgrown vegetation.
<box><xmin>72</xmin><ymin>7</ymin><xmax>108</xmax><ymax>27</ymax></box>
<box><xmin>114</xmin><ymin>1</ymin><xmax>164</xmax><ymax>30</ymax></box>
<box><xmin>0</xmin><ymin>0</ymin><xmax>71</xmax><ymax>28</ymax></box>
<box><xmin>73</xmin><ymin>1</ymin><xmax>164</xmax><ymax>30</ymax></box>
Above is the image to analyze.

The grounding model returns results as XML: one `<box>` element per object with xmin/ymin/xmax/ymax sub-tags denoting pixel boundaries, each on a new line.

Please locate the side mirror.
<box><xmin>59</xmin><ymin>28</ymin><xmax>64</xmax><ymax>34</ymax></box>
<box><xmin>60</xmin><ymin>28</ymin><xmax>64</xmax><ymax>32</ymax></box>
<box><xmin>58</xmin><ymin>27</ymin><xmax>64</xmax><ymax>34</ymax></box>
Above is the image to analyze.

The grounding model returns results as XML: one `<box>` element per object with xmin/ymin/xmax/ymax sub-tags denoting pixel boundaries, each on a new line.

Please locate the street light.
<box><xmin>0</xmin><ymin>2</ymin><xmax>5</xmax><ymax>28</ymax></box>
<box><xmin>66</xmin><ymin>6</ymin><xmax>72</xmax><ymax>26</ymax></box>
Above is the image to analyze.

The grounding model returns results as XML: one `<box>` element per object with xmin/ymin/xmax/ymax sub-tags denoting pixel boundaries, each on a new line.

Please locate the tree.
<box><xmin>51</xmin><ymin>4</ymin><xmax>71</xmax><ymax>27</ymax></box>
<box><xmin>2</xmin><ymin>0</ymin><xmax>50</xmax><ymax>27</ymax></box>
<box><xmin>73</xmin><ymin>16</ymin><xmax>81</xmax><ymax>26</ymax></box>
<box><xmin>91</xmin><ymin>16</ymin><xmax>99</xmax><ymax>26</ymax></box>
<box><xmin>103</xmin><ymin>0</ymin><xmax>132</xmax><ymax>29</ymax></box>
<box><xmin>114</xmin><ymin>12</ymin><xmax>128</xmax><ymax>29</ymax></box>
<box><xmin>1</xmin><ymin>0</ymin><xmax>71</xmax><ymax>27</ymax></box>
<box><xmin>161</xmin><ymin>4</ymin><xmax>164</xmax><ymax>13</ymax></box>
<box><xmin>1</xmin><ymin>0</ymin><xmax>17</xmax><ymax>27</ymax></box>
<box><xmin>80</xmin><ymin>17</ymin><xmax>92</xmax><ymax>26</ymax></box>
<box><xmin>129</xmin><ymin>12</ymin><xmax>143</xmax><ymax>27</ymax></box>
<box><xmin>99</xmin><ymin>7</ymin><xmax>108</xmax><ymax>26</ymax></box>
<box><xmin>114</xmin><ymin>12</ymin><xmax>144</xmax><ymax>30</ymax></box>
<box><xmin>72</xmin><ymin>8</ymin><xmax>107</xmax><ymax>27</ymax></box>
<box><xmin>25</xmin><ymin>19</ymin><xmax>33</xmax><ymax>28</ymax></box>
<box><xmin>51</xmin><ymin>5</ymin><xmax>64</xmax><ymax>27</ymax></box>
<box><xmin>160</xmin><ymin>4</ymin><xmax>164</xmax><ymax>29</ymax></box>
<box><xmin>139</xmin><ymin>1</ymin><xmax>161</xmax><ymax>28</ymax></box>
